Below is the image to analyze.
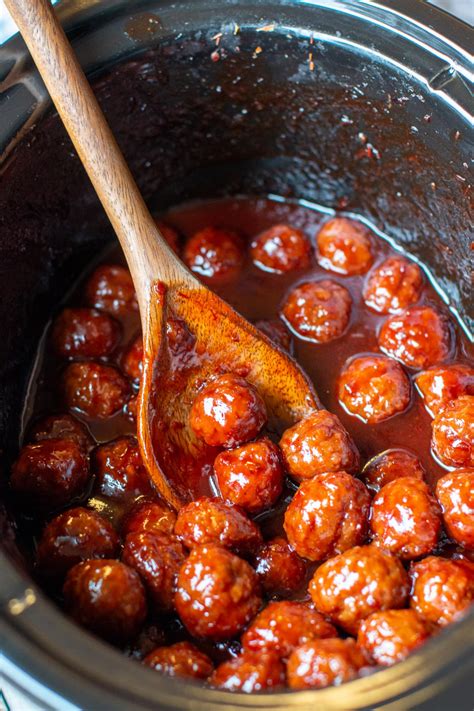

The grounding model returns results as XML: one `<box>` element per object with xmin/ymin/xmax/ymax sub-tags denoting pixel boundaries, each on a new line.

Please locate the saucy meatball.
<box><xmin>309</xmin><ymin>545</ymin><xmax>409</xmax><ymax>634</ymax></box>
<box><xmin>255</xmin><ymin>319</ymin><xmax>292</xmax><ymax>352</ymax></box>
<box><xmin>183</xmin><ymin>226</ymin><xmax>244</xmax><ymax>283</ymax></box>
<box><xmin>174</xmin><ymin>497</ymin><xmax>262</xmax><ymax>555</ymax></box>
<box><xmin>357</xmin><ymin>609</ymin><xmax>429</xmax><ymax>666</ymax></box>
<box><xmin>252</xmin><ymin>537</ymin><xmax>307</xmax><ymax>596</ymax></box>
<box><xmin>122</xmin><ymin>531</ymin><xmax>186</xmax><ymax>612</ymax></box>
<box><xmin>284</xmin><ymin>471</ymin><xmax>370</xmax><ymax>561</ymax></box>
<box><xmin>210</xmin><ymin>651</ymin><xmax>285</xmax><ymax>692</ymax></box>
<box><xmin>242</xmin><ymin>601</ymin><xmax>336</xmax><ymax>658</ymax></box>
<box><xmin>37</xmin><ymin>507</ymin><xmax>119</xmax><ymax>578</ymax></box>
<box><xmin>279</xmin><ymin>409</ymin><xmax>359</xmax><ymax>482</ymax></box>
<box><xmin>431</xmin><ymin>395</ymin><xmax>474</xmax><ymax>468</ymax></box>
<box><xmin>143</xmin><ymin>641</ymin><xmax>213</xmax><ymax>679</ymax></box>
<box><xmin>175</xmin><ymin>544</ymin><xmax>262</xmax><ymax>640</ymax></box>
<box><xmin>362</xmin><ymin>448</ymin><xmax>425</xmax><ymax>493</ymax></box>
<box><xmin>378</xmin><ymin>305</ymin><xmax>452</xmax><ymax>370</ymax></box>
<box><xmin>287</xmin><ymin>638</ymin><xmax>367</xmax><ymax>690</ymax></box>
<box><xmin>30</xmin><ymin>413</ymin><xmax>94</xmax><ymax>453</ymax></box>
<box><xmin>316</xmin><ymin>217</ymin><xmax>373</xmax><ymax>275</ymax></box>
<box><xmin>63</xmin><ymin>559</ymin><xmax>146</xmax><ymax>644</ymax></box>
<box><xmin>85</xmin><ymin>264</ymin><xmax>137</xmax><ymax>315</ymax></box>
<box><xmin>370</xmin><ymin>477</ymin><xmax>441</xmax><ymax>560</ymax></box>
<box><xmin>415</xmin><ymin>363</ymin><xmax>474</xmax><ymax>417</ymax></box>
<box><xmin>281</xmin><ymin>280</ymin><xmax>352</xmax><ymax>343</ymax></box>
<box><xmin>214</xmin><ymin>438</ymin><xmax>284</xmax><ymax>514</ymax></box>
<box><xmin>409</xmin><ymin>556</ymin><xmax>474</xmax><ymax>627</ymax></box>
<box><xmin>189</xmin><ymin>374</ymin><xmax>267</xmax><ymax>448</ymax></box>
<box><xmin>63</xmin><ymin>361</ymin><xmax>130</xmax><ymax>419</ymax></box>
<box><xmin>122</xmin><ymin>497</ymin><xmax>176</xmax><ymax>538</ymax></box>
<box><xmin>436</xmin><ymin>469</ymin><xmax>474</xmax><ymax>549</ymax></box>
<box><xmin>93</xmin><ymin>436</ymin><xmax>153</xmax><ymax>501</ymax></box>
<box><xmin>338</xmin><ymin>354</ymin><xmax>411</xmax><ymax>424</ymax></box>
<box><xmin>250</xmin><ymin>224</ymin><xmax>311</xmax><ymax>274</ymax></box>
<box><xmin>10</xmin><ymin>439</ymin><xmax>90</xmax><ymax>511</ymax></box>
<box><xmin>122</xmin><ymin>335</ymin><xmax>143</xmax><ymax>383</ymax></box>
<box><xmin>363</xmin><ymin>256</ymin><xmax>423</xmax><ymax>314</ymax></box>
<box><xmin>52</xmin><ymin>308</ymin><xmax>120</xmax><ymax>359</ymax></box>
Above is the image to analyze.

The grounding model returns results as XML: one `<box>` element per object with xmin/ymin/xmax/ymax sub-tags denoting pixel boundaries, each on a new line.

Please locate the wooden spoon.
<box><xmin>7</xmin><ymin>0</ymin><xmax>319</xmax><ymax>510</ymax></box>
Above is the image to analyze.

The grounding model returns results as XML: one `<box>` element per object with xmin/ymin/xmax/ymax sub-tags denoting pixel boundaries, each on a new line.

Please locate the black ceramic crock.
<box><xmin>0</xmin><ymin>1</ymin><xmax>473</xmax><ymax>709</ymax></box>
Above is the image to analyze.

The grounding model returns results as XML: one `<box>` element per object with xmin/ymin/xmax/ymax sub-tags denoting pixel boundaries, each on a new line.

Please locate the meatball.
<box><xmin>281</xmin><ymin>280</ymin><xmax>352</xmax><ymax>343</ymax></box>
<box><xmin>242</xmin><ymin>600</ymin><xmax>336</xmax><ymax>658</ymax></box>
<box><xmin>155</xmin><ymin>220</ymin><xmax>180</xmax><ymax>254</ymax></box>
<box><xmin>122</xmin><ymin>497</ymin><xmax>176</xmax><ymax>538</ymax></box>
<box><xmin>30</xmin><ymin>413</ymin><xmax>94</xmax><ymax>453</ymax></box>
<box><xmin>174</xmin><ymin>497</ymin><xmax>262</xmax><ymax>555</ymax></box>
<box><xmin>85</xmin><ymin>264</ymin><xmax>137</xmax><ymax>315</ymax></box>
<box><xmin>122</xmin><ymin>335</ymin><xmax>143</xmax><ymax>383</ymax></box>
<box><xmin>63</xmin><ymin>559</ymin><xmax>146</xmax><ymax>644</ymax></box>
<box><xmin>122</xmin><ymin>531</ymin><xmax>186</xmax><ymax>612</ymax></box>
<box><xmin>93</xmin><ymin>436</ymin><xmax>153</xmax><ymax>501</ymax></box>
<box><xmin>143</xmin><ymin>641</ymin><xmax>213</xmax><ymax>680</ymax></box>
<box><xmin>10</xmin><ymin>439</ymin><xmax>90</xmax><ymax>511</ymax></box>
<box><xmin>436</xmin><ymin>469</ymin><xmax>474</xmax><ymax>548</ymax></box>
<box><xmin>370</xmin><ymin>478</ymin><xmax>441</xmax><ymax>560</ymax></box>
<box><xmin>252</xmin><ymin>537</ymin><xmax>307</xmax><ymax>596</ymax></box>
<box><xmin>415</xmin><ymin>363</ymin><xmax>474</xmax><ymax>417</ymax></box>
<box><xmin>378</xmin><ymin>305</ymin><xmax>452</xmax><ymax>370</ymax></box>
<box><xmin>338</xmin><ymin>355</ymin><xmax>411</xmax><ymax>424</ymax></box>
<box><xmin>255</xmin><ymin>319</ymin><xmax>292</xmax><ymax>352</ymax></box>
<box><xmin>250</xmin><ymin>224</ymin><xmax>311</xmax><ymax>274</ymax></box>
<box><xmin>287</xmin><ymin>638</ymin><xmax>367</xmax><ymax>690</ymax></box>
<box><xmin>183</xmin><ymin>226</ymin><xmax>244</xmax><ymax>283</ymax></box>
<box><xmin>358</xmin><ymin>609</ymin><xmax>429</xmax><ymax>666</ymax></box>
<box><xmin>189</xmin><ymin>374</ymin><xmax>267</xmax><ymax>448</ymax></box>
<box><xmin>284</xmin><ymin>472</ymin><xmax>370</xmax><ymax>561</ymax></box>
<box><xmin>63</xmin><ymin>362</ymin><xmax>130</xmax><ymax>419</ymax></box>
<box><xmin>37</xmin><ymin>507</ymin><xmax>119</xmax><ymax>578</ymax></box>
<box><xmin>124</xmin><ymin>395</ymin><xmax>138</xmax><ymax>423</ymax></box>
<box><xmin>362</xmin><ymin>449</ymin><xmax>425</xmax><ymax>493</ymax></box>
<box><xmin>363</xmin><ymin>256</ymin><xmax>423</xmax><ymax>314</ymax></box>
<box><xmin>279</xmin><ymin>409</ymin><xmax>359</xmax><ymax>482</ymax></box>
<box><xmin>409</xmin><ymin>556</ymin><xmax>474</xmax><ymax>627</ymax></box>
<box><xmin>210</xmin><ymin>651</ymin><xmax>285</xmax><ymax>692</ymax></box>
<box><xmin>52</xmin><ymin>308</ymin><xmax>120</xmax><ymax>359</ymax></box>
<box><xmin>309</xmin><ymin>545</ymin><xmax>409</xmax><ymax>634</ymax></box>
<box><xmin>316</xmin><ymin>217</ymin><xmax>373</xmax><ymax>275</ymax></box>
<box><xmin>431</xmin><ymin>395</ymin><xmax>474</xmax><ymax>468</ymax></box>
<box><xmin>175</xmin><ymin>544</ymin><xmax>262</xmax><ymax>640</ymax></box>
<box><xmin>214</xmin><ymin>438</ymin><xmax>284</xmax><ymax>514</ymax></box>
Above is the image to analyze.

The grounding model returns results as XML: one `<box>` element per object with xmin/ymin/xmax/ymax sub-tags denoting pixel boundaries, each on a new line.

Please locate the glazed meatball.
<box><xmin>30</xmin><ymin>413</ymin><xmax>94</xmax><ymax>453</ymax></box>
<box><xmin>363</xmin><ymin>256</ymin><xmax>423</xmax><ymax>314</ymax></box>
<box><xmin>279</xmin><ymin>409</ymin><xmax>359</xmax><ymax>482</ymax></box>
<box><xmin>10</xmin><ymin>439</ymin><xmax>90</xmax><ymax>511</ymax></box>
<box><xmin>37</xmin><ymin>507</ymin><xmax>119</xmax><ymax>578</ymax></box>
<box><xmin>174</xmin><ymin>497</ymin><xmax>262</xmax><ymax>555</ymax></box>
<box><xmin>63</xmin><ymin>559</ymin><xmax>146</xmax><ymax>644</ymax></box>
<box><xmin>284</xmin><ymin>472</ymin><xmax>370</xmax><ymax>561</ymax></box>
<box><xmin>143</xmin><ymin>641</ymin><xmax>213</xmax><ymax>680</ymax></box>
<box><xmin>338</xmin><ymin>355</ymin><xmax>411</xmax><ymax>424</ymax></box>
<box><xmin>175</xmin><ymin>544</ymin><xmax>262</xmax><ymax>640</ymax></box>
<box><xmin>122</xmin><ymin>531</ymin><xmax>186</xmax><ymax>612</ymax></box>
<box><xmin>63</xmin><ymin>361</ymin><xmax>130</xmax><ymax>419</ymax></box>
<box><xmin>210</xmin><ymin>651</ymin><xmax>285</xmax><ymax>692</ymax></box>
<box><xmin>214</xmin><ymin>438</ymin><xmax>284</xmax><ymax>514</ymax></box>
<box><xmin>358</xmin><ymin>609</ymin><xmax>429</xmax><ymax>666</ymax></box>
<box><xmin>415</xmin><ymin>363</ymin><xmax>474</xmax><ymax>417</ymax></box>
<box><xmin>93</xmin><ymin>436</ymin><xmax>153</xmax><ymax>501</ymax></box>
<box><xmin>122</xmin><ymin>335</ymin><xmax>143</xmax><ymax>383</ymax></box>
<box><xmin>316</xmin><ymin>217</ymin><xmax>373</xmax><ymax>275</ymax></box>
<box><xmin>255</xmin><ymin>319</ymin><xmax>292</xmax><ymax>352</ymax></box>
<box><xmin>287</xmin><ymin>638</ymin><xmax>367</xmax><ymax>690</ymax></box>
<box><xmin>362</xmin><ymin>449</ymin><xmax>425</xmax><ymax>493</ymax></box>
<box><xmin>250</xmin><ymin>224</ymin><xmax>311</xmax><ymax>274</ymax></box>
<box><xmin>409</xmin><ymin>556</ymin><xmax>474</xmax><ymax>627</ymax></box>
<box><xmin>189</xmin><ymin>374</ymin><xmax>267</xmax><ymax>448</ymax></box>
<box><xmin>378</xmin><ymin>305</ymin><xmax>452</xmax><ymax>370</ymax></box>
<box><xmin>85</xmin><ymin>264</ymin><xmax>137</xmax><ymax>315</ymax></box>
<box><xmin>155</xmin><ymin>220</ymin><xmax>180</xmax><ymax>254</ymax></box>
<box><xmin>431</xmin><ymin>395</ymin><xmax>474</xmax><ymax>468</ymax></box>
<box><xmin>436</xmin><ymin>469</ymin><xmax>474</xmax><ymax>549</ymax></box>
<box><xmin>52</xmin><ymin>308</ymin><xmax>120</xmax><ymax>359</ymax></box>
<box><xmin>242</xmin><ymin>601</ymin><xmax>336</xmax><ymax>658</ymax></box>
<box><xmin>122</xmin><ymin>497</ymin><xmax>176</xmax><ymax>538</ymax></box>
<box><xmin>183</xmin><ymin>226</ymin><xmax>244</xmax><ymax>283</ymax></box>
<box><xmin>281</xmin><ymin>280</ymin><xmax>352</xmax><ymax>343</ymax></box>
<box><xmin>252</xmin><ymin>537</ymin><xmax>307</xmax><ymax>596</ymax></box>
<box><xmin>309</xmin><ymin>545</ymin><xmax>409</xmax><ymax>634</ymax></box>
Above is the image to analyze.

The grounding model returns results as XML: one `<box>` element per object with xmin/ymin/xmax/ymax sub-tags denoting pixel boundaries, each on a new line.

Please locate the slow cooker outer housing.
<box><xmin>0</xmin><ymin>1</ymin><xmax>473</xmax><ymax>709</ymax></box>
